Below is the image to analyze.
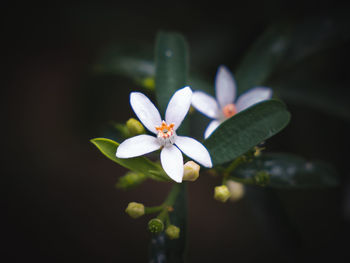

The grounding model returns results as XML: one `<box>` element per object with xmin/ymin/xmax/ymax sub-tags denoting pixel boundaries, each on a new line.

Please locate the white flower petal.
<box><xmin>130</xmin><ymin>92</ymin><xmax>162</xmax><ymax>134</ymax></box>
<box><xmin>215</xmin><ymin>65</ymin><xmax>236</xmax><ymax>109</ymax></box>
<box><xmin>116</xmin><ymin>135</ymin><xmax>160</xmax><ymax>158</ymax></box>
<box><xmin>191</xmin><ymin>91</ymin><xmax>220</xmax><ymax>119</ymax></box>
<box><xmin>165</xmin><ymin>86</ymin><xmax>192</xmax><ymax>131</ymax></box>
<box><xmin>175</xmin><ymin>136</ymin><xmax>212</xmax><ymax>168</ymax></box>
<box><xmin>236</xmin><ymin>87</ymin><xmax>273</xmax><ymax>112</ymax></box>
<box><xmin>160</xmin><ymin>145</ymin><xmax>184</xmax><ymax>183</ymax></box>
<box><xmin>204</xmin><ymin>120</ymin><xmax>221</xmax><ymax>139</ymax></box>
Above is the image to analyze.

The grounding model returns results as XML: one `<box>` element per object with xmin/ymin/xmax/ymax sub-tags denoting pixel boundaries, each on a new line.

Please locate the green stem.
<box><xmin>163</xmin><ymin>183</ymin><xmax>181</xmax><ymax>207</ymax></box>
<box><xmin>145</xmin><ymin>205</ymin><xmax>164</xmax><ymax>214</ymax></box>
<box><xmin>229</xmin><ymin>176</ymin><xmax>255</xmax><ymax>185</ymax></box>
<box><xmin>156</xmin><ymin>183</ymin><xmax>181</xmax><ymax>223</ymax></box>
<box><xmin>222</xmin><ymin>156</ymin><xmax>248</xmax><ymax>184</ymax></box>
<box><xmin>225</xmin><ymin>156</ymin><xmax>246</xmax><ymax>174</ymax></box>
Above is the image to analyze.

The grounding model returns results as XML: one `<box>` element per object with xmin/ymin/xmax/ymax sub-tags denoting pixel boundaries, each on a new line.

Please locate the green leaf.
<box><xmin>150</xmin><ymin>31</ymin><xmax>189</xmax><ymax>263</ymax></box>
<box><xmin>235</xmin><ymin>24</ymin><xmax>292</xmax><ymax>95</ymax></box>
<box><xmin>205</xmin><ymin>100</ymin><xmax>291</xmax><ymax>166</ymax></box>
<box><xmin>90</xmin><ymin>138</ymin><xmax>169</xmax><ymax>181</ymax></box>
<box><xmin>154</xmin><ymin>32</ymin><xmax>189</xmax><ymax>117</ymax></box>
<box><xmin>232</xmin><ymin>153</ymin><xmax>339</xmax><ymax>188</ymax></box>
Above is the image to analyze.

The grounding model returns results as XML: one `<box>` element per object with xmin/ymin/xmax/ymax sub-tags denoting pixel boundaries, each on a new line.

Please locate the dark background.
<box><xmin>3</xmin><ymin>2</ymin><xmax>350</xmax><ymax>262</ymax></box>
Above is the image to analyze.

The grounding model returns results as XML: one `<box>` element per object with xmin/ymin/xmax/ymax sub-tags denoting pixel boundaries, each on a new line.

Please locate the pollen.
<box><xmin>222</xmin><ymin>103</ymin><xmax>237</xmax><ymax>118</ymax></box>
<box><xmin>156</xmin><ymin>121</ymin><xmax>175</xmax><ymax>139</ymax></box>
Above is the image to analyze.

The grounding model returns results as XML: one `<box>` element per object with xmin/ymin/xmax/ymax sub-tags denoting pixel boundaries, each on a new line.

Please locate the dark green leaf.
<box><xmin>154</xmin><ymin>32</ymin><xmax>189</xmax><ymax>116</ymax></box>
<box><xmin>205</xmin><ymin>100</ymin><xmax>291</xmax><ymax>166</ymax></box>
<box><xmin>233</xmin><ymin>153</ymin><xmax>339</xmax><ymax>188</ymax></box>
<box><xmin>90</xmin><ymin>138</ymin><xmax>169</xmax><ymax>181</ymax></box>
<box><xmin>149</xmin><ymin>32</ymin><xmax>189</xmax><ymax>263</ymax></box>
<box><xmin>235</xmin><ymin>24</ymin><xmax>292</xmax><ymax>95</ymax></box>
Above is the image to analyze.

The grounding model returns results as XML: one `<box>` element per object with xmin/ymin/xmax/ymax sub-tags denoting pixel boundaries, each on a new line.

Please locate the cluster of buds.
<box><xmin>122</xmin><ymin>161</ymin><xmax>203</xmax><ymax>239</ymax></box>
<box><xmin>125</xmin><ymin>203</ymin><xmax>181</xmax><ymax>240</ymax></box>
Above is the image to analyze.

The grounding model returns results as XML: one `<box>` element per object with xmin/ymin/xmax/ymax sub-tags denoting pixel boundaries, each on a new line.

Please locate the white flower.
<box><xmin>191</xmin><ymin>66</ymin><xmax>273</xmax><ymax>139</ymax></box>
<box><xmin>116</xmin><ymin>86</ymin><xmax>212</xmax><ymax>183</ymax></box>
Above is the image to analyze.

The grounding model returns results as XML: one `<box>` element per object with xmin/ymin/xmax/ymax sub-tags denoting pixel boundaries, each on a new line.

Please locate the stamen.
<box><xmin>155</xmin><ymin>121</ymin><xmax>175</xmax><ymax>140</ymax></box>
<box><xmin>222</xmin><ymin>103</ymin><xmax>237</xmax><ymax>118</ymax></box>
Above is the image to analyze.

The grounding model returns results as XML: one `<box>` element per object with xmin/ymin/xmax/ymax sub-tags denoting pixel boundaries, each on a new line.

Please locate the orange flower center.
<box><xmin>222</xmin><ymin>103</ymin><xmax>237</xmax><ymax>118</ymax></box>
<box><xmin>155</xmin><ymin>121</ymin><xmax>175</xmax><ymax>139</ymax></box>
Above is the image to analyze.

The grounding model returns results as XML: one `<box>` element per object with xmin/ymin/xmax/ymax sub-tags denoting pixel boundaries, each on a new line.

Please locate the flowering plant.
<box><xmin>90</xmin><ymin>31</ymin><xmax>339</xmax><ymax>261</ymax></box>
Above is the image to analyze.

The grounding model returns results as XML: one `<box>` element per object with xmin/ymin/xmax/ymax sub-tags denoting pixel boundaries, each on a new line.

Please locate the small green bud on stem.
<box><xmin>165</xmin><ymin>225</ymin><xmax>180</xmax><ymax>239</ymax></box>
<box><xmin>182</xmin><ymin>161</ymin><xmax>200</xmax><ymax>182</ymax></box>
<box><xmin>140</xmin><ymin>77</ymin><xmax>155</xmax><ymax>91</ymax></box>
<box><xmin>125</xmin><ymin>202</ymin><xmax>145</xmax><ymax>219</ymax></box>
<box><xmin>126</xmin><ymin>118</ymin><xmax>145</xmax><ymax>136</ymax></box>
<box><xmin>214</xmin><ymin>185</ymin><xmax>231</xmax><ymax>203</ymax></box>
<box><xmin>254</xmin><ymin>171</ymin><xmax>270</xmax><ymax>186</ymax></box>
<box><xmin>116</xmin><ymin>172</ymin><xmax>147</xmax><ymax>190</ymax></box>
<box><xmin>148</xmin><ymin>218</ymin><xmax>164</xmax><ymax>234</ymax></box>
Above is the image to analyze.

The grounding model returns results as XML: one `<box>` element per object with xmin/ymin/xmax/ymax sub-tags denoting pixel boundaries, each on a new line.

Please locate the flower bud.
<box><xmin>148</xmin><ymin>218</ymin><xmax>164</xmax><ymax>234</ymax></box>
<box><xmin>125</xmin><ymin>202</ymin><xmax>145</xmax><ymax>219</ymax></box>
<box><xmin>141</xmin><ymin>77</ymin><xmax>155</xmax><ymax>91</ymax></box>
<box><xmin>254</xmin><ymin>171</ymin><xmax>270</xmax><ymax>186</ymax></box>
<box><xmin>165</xmin><ymin>225</ymin><xmax>180</xmax><ymax>239</ymax></box>
<box><xmin>226</xmin><ymin>180</ymin><xmax>245</xmax><ymax>202</ymax></box>
<box><xmin>116</xmin><ymin>172</ymin><xmax>147</xmax><ymax>190</ymax></box>
<box><xmin>126</xmin><ymin>118</ymin><xmax>145</xmax><ymax>136</ymax></box>
<box><xmin>182</xmin><ymin>161</ymin><xmax>200</xmax><ymax>182</ymax></box>
<box><xmin>214</xmin><ymin>185</ymin><xmax>231</xmax><ymax>203</ymax></box>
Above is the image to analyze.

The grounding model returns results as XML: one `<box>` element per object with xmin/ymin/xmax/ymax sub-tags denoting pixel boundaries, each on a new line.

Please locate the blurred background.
<box><xmin>3</xmin><ymin>1</ymin><xmax>350</xmax><ymax>262</ymax></box>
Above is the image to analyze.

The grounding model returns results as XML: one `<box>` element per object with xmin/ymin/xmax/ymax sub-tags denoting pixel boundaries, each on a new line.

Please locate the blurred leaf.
<box><xmin>233</xmin><ymin>8</ymin><xmax>350</xmax><ymax>120</ymax></box>
<box><xmin>233</xmin><ymin>153</ymin><xmax>339</xmax><ymax>188</ymax></box>
<box><xmin>205</xmin><ymin>100</ymin><xmax>291</xmax><ymax>166</ymax></box>
<box><xmin>90</xmin><ymin>138</ymin><xmax>169</xmax><ymax>181</ymax></box>
<box><xmin>154</xmin><ymin>32</ymin><xmax>189</xmax><ymax>116</ymax></box>
<box><xmin>235</xmin><ymin>24</ymin><xmax>292</xmax><ymax>95</ymax></box>
<box><xmin>96</xmin><ymin>55</ymin><xmax>154</xmax><ymax>79</ymax></box>
<box><xmin>270</xmin><ymin>67</ymin><xmax>350</xmax><ymax>120</ymax></box>
<box><xmin>149</xmin><ymin>31</ymin><xmax>189</xmax><ymax>263</ymax></box>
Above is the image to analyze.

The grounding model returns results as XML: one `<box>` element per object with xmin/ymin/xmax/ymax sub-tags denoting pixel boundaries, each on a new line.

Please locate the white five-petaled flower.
<box><xmin>191</xmin><ymin>65</ymin><xmax>273</xmax><ymax>139</ymax></box>
<box><xmin>116</xmin><ymin>86</ymin><xmax>213</xmax><ymax>183</ymax></box>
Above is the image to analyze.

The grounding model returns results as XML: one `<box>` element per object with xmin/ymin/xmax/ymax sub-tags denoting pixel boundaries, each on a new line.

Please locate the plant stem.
<box><xmin>163</xmin><ymin>183</ymin><xmax>181</xmax><ymax>207</ymax></box>
<box><xmin>156</xmin><ymin>183</ymin><xmax>181</xmax><ymax>222</ymax></box>
<box><xmin>145</xmin><ymin>205</ymin><xmax>164</xmax><ymax>214</ymax></box>
<box><xmin>225</xmin><ymin>156</ymin><xmax>246</xmax><ymax>174</ymax></box>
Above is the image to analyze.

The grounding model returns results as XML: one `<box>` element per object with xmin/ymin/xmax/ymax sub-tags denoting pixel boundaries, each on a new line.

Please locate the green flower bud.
<box><xmin>126</xmin><ymin>118</ymin><xmax>145</xmax><ymax>136</ymax></box>
<box><xmin>125</xmin><ymin>202</ymin><xmax>145</xmax><ymax>219</ymax></box>
<box><xmin>254</xmin><ymin>171</ymin><xmax>270</xmax><ymax>186</ymax></box>
<box><xmin>148</xmin><ymin>218</ymin><xmax>164</xmax><ymax>234</ymax></box>
<box><xmin>165</xmin><ymin>225</ymin><xmax>180</xmax><ymax>239</ymax></box>
<box><xmin>226</xmin><ymin>180</ymin><xmax>245</xmax><ymax>202</ymax></box>
<box><xmin>214</xmin><ymin>185</ymin><xmax>231</xmax><ymax>203</ymax></box>
<box><xmin>182</xmin><ymin>161</ymin><xmax>200</xmax><ymax>182</ymax></box>
<box><xmin>116</xmin><ymin>172</ymin><xmax>147</xmax><ymax>190</ymax></box>
<box><xmin>141</xmin><ymin>77</ymin><xmax>155</xmax><ymax>91</ymax></box>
